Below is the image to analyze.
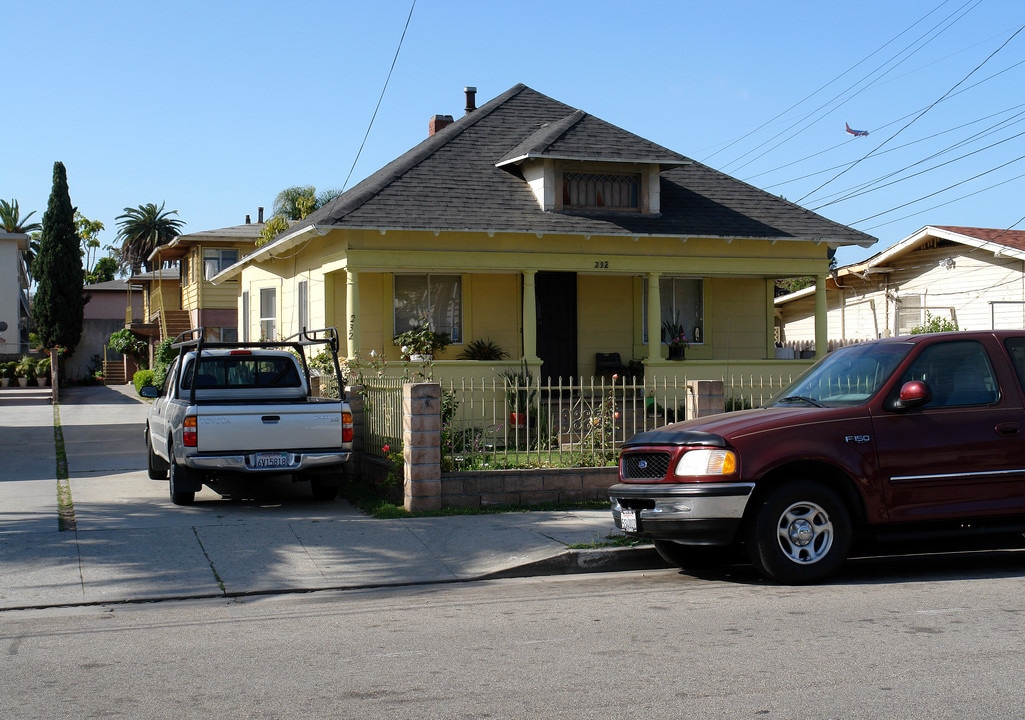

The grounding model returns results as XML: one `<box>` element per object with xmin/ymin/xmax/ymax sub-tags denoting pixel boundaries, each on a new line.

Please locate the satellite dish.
<box><xmin>0</xmin><ymin>321</ymin><xmax>7</xmax><ymax>332</ymax></box>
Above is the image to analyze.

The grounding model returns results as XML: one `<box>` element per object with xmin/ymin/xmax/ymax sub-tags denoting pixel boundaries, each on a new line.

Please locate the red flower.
<box><xmin>382</xmin><ymin>444</ymin><xmax>390</xmax><ymax>453</ymax></box>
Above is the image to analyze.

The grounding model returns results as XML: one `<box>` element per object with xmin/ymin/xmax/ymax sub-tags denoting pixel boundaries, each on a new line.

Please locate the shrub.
<box><xmin>133</xmin><ymin>369</ymin><xmax>156</xmax><ymax>394</ymax></box>
<box><xmin>458</xmin><ymin>338</ymin><xmax>509</xmax><ymax>360</ymax></box>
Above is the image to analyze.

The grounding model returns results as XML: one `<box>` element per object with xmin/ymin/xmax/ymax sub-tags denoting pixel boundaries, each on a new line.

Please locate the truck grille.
<box><xmin>621</xmin><ymin>452</ymin><xmax>672</xmax><ymax>480</ymax></box>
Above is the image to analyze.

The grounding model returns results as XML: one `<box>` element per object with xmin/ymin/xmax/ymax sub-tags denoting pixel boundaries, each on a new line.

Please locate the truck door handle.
<box><xmin>995</xmin><ymin>422</ymin><xmax>1020</xmax><ymax>435</ymax></box>
<box><xmin>262</xmin><ymin>416</ymin><xmax>280</xmax><ymax>423</ymax></box>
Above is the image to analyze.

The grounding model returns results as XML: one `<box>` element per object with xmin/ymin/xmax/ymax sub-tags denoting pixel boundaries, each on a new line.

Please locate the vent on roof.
<box><xmin>464</xmin><ymin>86</ymin><xmax>477</xmax><ymax>115</ymax></box>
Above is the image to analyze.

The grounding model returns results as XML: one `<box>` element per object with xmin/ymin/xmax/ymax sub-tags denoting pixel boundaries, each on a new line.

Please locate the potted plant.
<box><xmin>499</xmin><ymin>361</ymin><xmax>537</xmax><ymax>428</ymax></box>
<box><xmin>457</xmin><ymin>338</ymin><xmax>509</xmax><ymax>361</ymax></box>
<box><xmin>35</xmin><ymin>357</ymin><xmax>51</xmax><ymax>387</ymax></box>
<box><xmin>662</xmin><ymin>316</ymin><xmax>690</xmax><ymax>360</ymax></box>
<box><xmin>393</xmin><ymin>322</ymin><xmax>451</xmax><ymax>361</ymax></box>
<box><xmin>15</xmin><ymin>356</ymin><xmax>36</xmax><ymax>387</ymax></box>
<box><xmin>0</xmin><ymin>362</ymin><xmax>10</xmax><ymax>388</ymax></box>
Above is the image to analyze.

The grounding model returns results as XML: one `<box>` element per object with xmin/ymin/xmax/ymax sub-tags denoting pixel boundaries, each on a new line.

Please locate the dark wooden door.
<box><xmin>535</xmin><ymin>272</ymin><xmax>577</xmax><ymax>383</ymax></box>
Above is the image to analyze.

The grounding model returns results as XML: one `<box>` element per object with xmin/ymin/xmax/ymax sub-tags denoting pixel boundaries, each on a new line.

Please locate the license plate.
<box><xmin>621</xmin><ymin>509</ymin><xmax>638</xmax><ymax>532</ymax></box>
<box><xmin>254</xmin><ymin>452</ymin><xmax>290</xmax><ymax>468</ymax></box>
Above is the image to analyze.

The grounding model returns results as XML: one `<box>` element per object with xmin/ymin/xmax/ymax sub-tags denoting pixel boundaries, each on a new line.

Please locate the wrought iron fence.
<box><xmin>358</xmin><ymin>370</ymin><xmax>799</xmax><ymax>469</ymax></box>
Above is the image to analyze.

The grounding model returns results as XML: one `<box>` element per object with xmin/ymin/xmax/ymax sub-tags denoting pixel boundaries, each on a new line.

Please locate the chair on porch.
<box><xmin>595</xmin><ymin>352</ymin><xmax>628</xmax><ymax>380</ymax></box>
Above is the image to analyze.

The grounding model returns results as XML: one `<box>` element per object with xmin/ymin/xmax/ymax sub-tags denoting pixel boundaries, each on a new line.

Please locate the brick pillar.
<box><xmin>345</xmin><ymin>386</ymin><xmax>365</xmax><ymax>455</ymax></box>
<box><xmin>403</xmin><ymin>382</ymin><xmax>442</xmax><ymax>512</ymax></box>
<box><xmin>686</xmin><ymin>379</ymin><xmax>724</xmax><ymax>419</ymax></box>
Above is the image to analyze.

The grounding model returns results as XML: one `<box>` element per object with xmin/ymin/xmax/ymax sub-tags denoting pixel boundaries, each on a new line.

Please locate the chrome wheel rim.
<box><xmin>776</xmin><ymin>500</ymin><xmax>833</xmax><ymax>565</ymax></box>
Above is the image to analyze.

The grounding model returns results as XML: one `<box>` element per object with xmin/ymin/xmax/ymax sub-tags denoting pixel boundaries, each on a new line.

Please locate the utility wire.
<box><xmin>342</xmin><ymin>0</ymin><xmax>417</xmax><ymax>192</ymax></box>
<box><xmin>796</xmin><ymin>22</ymin><xmax>1025</xmax><ymax>205</ymax></box>
<box><xmin>719</xmin><ymin>0</ymin><xmax>981</xmax><ymax>174</ymax></box>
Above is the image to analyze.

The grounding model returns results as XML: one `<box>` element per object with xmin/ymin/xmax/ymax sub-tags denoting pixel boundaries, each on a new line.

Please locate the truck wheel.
<box><xmin>146</xmin><ymin>429</ymin><xmax>169</xmax><ymax>480</ymax></box>
<box><xmin>654</xmin><ymin>540</ymin><xmax>733</xmax><ymax>571</ymax></box>
<box><xmin>169</xmin><ymin>463</ymin><xmax>196</xmax><ymax>508</ymax></box>
<box><xmin>310</xmin><ymin>477</ymin><xmax>340</xmax><ymax>502</ymax></box>
<box><xmin>747</xmin><ymin>481</ymin><xmax>851</xmax><ymax>584</ymax></box>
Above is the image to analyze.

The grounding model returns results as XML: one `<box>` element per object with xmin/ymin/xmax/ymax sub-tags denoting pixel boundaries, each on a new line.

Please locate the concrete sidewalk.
<box><xmin>0</xmin><ymin>384</ymin><xmax>660</xmax><ymax>611</ymax></box>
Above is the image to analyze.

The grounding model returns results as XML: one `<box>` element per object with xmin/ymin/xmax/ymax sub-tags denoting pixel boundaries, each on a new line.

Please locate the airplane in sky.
<box><xmin>845</xmin><ymin>122</ymin><xmax>869</xmax><ymax>137</ymax></box>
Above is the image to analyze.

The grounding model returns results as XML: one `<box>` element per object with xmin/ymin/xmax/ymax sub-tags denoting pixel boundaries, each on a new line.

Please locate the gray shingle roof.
<box><xmin>292</xmin><ymin>83</ymin><xmax>875</xmax><ymax>247</ymax></box>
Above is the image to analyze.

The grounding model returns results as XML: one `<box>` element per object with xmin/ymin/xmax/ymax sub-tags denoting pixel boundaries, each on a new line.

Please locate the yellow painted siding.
<box><xmin>466</xmin><ymin>274</ymin><xmax>521</xmax><ymax>359</ymax></box>
<box><xmin>707</xmin><ymin>278</ymin><xmax>769</xmax><ymax>359</ymax></box>
<box><xmin>578</xmin><ymin>275</ymin><xmax>634</xmax><ymax>374</ymax></box>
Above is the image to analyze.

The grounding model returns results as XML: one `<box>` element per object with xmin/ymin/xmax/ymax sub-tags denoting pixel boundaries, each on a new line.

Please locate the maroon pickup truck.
<box><xmin>611</xmin><ymin>331</ymin><xmax>1025</xmax><ymax>583</ymax></box>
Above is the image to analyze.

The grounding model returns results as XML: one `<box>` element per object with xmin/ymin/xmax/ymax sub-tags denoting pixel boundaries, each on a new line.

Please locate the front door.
<box><xmin>535</xmin><ymin>272</ymin><xmax>577</xmax><ymax>384</ymax></box>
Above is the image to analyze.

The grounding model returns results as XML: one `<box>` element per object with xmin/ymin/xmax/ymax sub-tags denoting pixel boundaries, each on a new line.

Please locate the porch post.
<box><xmin>646</xmin><ymin>272</ymin><xmax>662</xmax><ymax>362</ymax></box>
<box><xmin>345</xmin><ymin>269</ymin><xmax>360</xmax><ymax>358</ymax></box>
<box><xmin>814</xmin><ymin>273</ymin><xmax>828</xmax><ymax>358</ymax></box>
<box><xmin>522</xmin><ymin>269</ymin><xmax>539</xmax><ymax>361</ymax></box>
<box><xmin>766</xmin><ymin>279</ymin><xmax>777</xmax><ymax>358</ymax></box>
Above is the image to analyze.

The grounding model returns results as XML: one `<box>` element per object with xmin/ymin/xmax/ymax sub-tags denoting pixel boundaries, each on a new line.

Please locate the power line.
<box><xmin>718</xmin><ymin>0</ymin><xmax>982</xmax><ymax>175</ymax></box>
<box><xmin>342</xmin><ymin>0</ymin><xmax>417</xmax><ymax>192</ymax></box>
<box><xmin>795</xmin><ymin>22</ymin><xmax>1025</xmax><ymax>205</ymax></box>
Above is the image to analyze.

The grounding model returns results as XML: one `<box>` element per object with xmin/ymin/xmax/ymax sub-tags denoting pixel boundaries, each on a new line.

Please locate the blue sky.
<box><xmin>6</xmin><ymin>0</ymin><xmax>1024</xmax><ymax>268</ymax></box>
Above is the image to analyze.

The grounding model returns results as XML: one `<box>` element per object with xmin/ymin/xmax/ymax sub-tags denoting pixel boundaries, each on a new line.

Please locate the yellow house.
<box><xmin>213</xmin><ymin>84</ymin><xmax>875</xmax><ymax>383</ymax></box>
<box><xmin>134</xmin><ymin>215</ymin><xmax>269</xmax><ymax>347</ymax></box>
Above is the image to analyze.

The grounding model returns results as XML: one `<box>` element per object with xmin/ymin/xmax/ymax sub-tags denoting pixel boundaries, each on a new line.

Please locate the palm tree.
<box><xmin>0</xmin><ymin>198</ymin><xmax>42</xmax><ymax>233</ymax></box>
<box><xmin>272</xmin><ymin>185</ymin><xmax>342</xmax><ymax>221</ymax></box>
<box><xmin>115</xmin><ymin>202</ymin><xmax>185</xmax><ymax>274</ymax></box>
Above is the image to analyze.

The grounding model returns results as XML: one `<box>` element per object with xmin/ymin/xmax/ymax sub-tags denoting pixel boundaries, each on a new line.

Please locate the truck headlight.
<box><xmin>675</xmin><ymin>449</ymin><xmax>737</xmax><ymax>476</ymax></box>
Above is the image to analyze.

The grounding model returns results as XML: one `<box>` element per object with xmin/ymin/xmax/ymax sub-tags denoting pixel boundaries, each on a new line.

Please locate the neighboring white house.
<box><xmin>776</xmin><ymin>225</ymin><xmax>1025</xmax><ymax>348</ymax></box>
<box><xmin>0</xmin><ymin>230</ymin><xmax>31</xmax><ymax>358</ymax></box>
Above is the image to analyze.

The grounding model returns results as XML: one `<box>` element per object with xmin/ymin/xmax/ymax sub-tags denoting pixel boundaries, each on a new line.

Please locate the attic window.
<box><xmin>563</xmin><ymin>172</ymin><xmax>639</xmax><ymax>210</ymax></box>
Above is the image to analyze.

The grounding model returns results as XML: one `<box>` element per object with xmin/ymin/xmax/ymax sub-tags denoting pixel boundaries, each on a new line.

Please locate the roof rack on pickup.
<box><xmin>169</xmin><ymin>327</ymin><xmax>344</xmax><ymax>405</ymax></box>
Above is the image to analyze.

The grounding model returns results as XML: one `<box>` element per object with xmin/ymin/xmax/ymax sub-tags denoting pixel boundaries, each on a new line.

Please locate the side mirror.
<box><xmin>890</xmin><ymin>380</ymin><xmax>931</xmax><ymax>411</ymax></box>
<box><xmin>140</xmin><ymin>385</ymin><xmax>160</xmax><ymax>399</ymax></box>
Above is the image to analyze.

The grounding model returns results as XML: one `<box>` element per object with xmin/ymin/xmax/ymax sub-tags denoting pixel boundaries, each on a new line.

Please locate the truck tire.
<box><xmin>146</xmin><ymin>428</ymin><xmax>169</xmax><ymax>480</ymax></box>
<box><xmin>654</xmin><ymin>540</ymin><xmax>733</xmax><ymax>571</ymax></box>
<box><xmin>169</xmin><ymin>446</ymin><xmax>199</xmax><ymax>506</ymax></box>
<box><xmin>747</xmin><ymin>481</ymin><xmax>851</xmax><ymax>584</ymax></box>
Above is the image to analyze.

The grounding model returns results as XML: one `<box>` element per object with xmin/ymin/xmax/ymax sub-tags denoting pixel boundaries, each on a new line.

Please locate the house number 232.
<box><xmin>593</xmin><ymin>261</ymin><xmax>609</xmax><ymax>269</ymax></box>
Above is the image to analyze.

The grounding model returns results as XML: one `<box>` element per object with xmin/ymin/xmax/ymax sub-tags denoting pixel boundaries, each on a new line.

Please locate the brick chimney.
<box><xmin>464</xmin><ymin>86</ymin><xmax>477</xmax><ymax>115</ymax></box>
<box><xmin>429</xmin><ymin>114</ymin><xmax>454</xmax><ymax>136</ymax></box>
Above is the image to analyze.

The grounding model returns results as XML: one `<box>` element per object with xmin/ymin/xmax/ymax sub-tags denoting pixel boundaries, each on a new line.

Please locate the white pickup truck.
<box><xmin>141</xmin><ymin>328</ymin><xmax>353</xmax><ymax>505</ymax></box>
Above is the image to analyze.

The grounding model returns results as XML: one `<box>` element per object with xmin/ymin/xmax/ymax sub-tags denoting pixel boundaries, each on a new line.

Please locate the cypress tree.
<box><xmin>32</xmin><ymin>161</ymin><xmax>85</xmax><ymax>352</ymax></box>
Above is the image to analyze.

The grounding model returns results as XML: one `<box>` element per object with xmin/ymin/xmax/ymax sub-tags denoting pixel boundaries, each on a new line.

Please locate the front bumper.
<box><xmin>185</xmin><ymin>451</ymin><xmax>351</xmax><ymax>473</ymax></box>
<box><xmin>609</xmin><ymin>482</ymin><xmax>755</xmax><ymax>545</ymax></box>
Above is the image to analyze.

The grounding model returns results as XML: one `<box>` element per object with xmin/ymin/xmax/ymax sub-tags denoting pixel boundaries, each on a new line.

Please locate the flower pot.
<box><xmin>0</xmin><ymin>378</ymin><xmax>8</xmax><ymax>388</ymax></box>
<box><xmin>668</xmin><ymin>346</ymin><xmax>686</xmax><ymax>360</ymax></box>
<box><xmin>37</xmin><ymin>377</ymin><xmax>48</xmax><ymax>387</ymax></box>
<box><xmin>509</xmin><ymin>412</ymin><xmax>527</xmax><ymax>429</ymax></box>
<box><xmin>17</xmin><ymin>377</ymin><xmax>28</xmax><ymax>387</ymax></box>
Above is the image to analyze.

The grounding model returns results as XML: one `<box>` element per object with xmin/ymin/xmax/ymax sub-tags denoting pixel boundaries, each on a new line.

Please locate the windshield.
<box><xmin>766</xmin><ymin>342</ymin><xmax>913</xmax><ymax>408</ymax></box>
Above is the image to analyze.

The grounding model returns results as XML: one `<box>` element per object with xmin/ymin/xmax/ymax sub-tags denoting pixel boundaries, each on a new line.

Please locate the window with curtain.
<box><xmin>394</xmin><ymin>274</ymin><xmax>462</xmax><ymax>343</ymax></box>
<box><xmin>643</xmin><ymin>277</ymin><xmax>704</xmax><ymax>344</ymax></box>
<box><xmin>203</xmin><ymin>248</ymin><xmax>238</xmax><ymax>281</ymax></box>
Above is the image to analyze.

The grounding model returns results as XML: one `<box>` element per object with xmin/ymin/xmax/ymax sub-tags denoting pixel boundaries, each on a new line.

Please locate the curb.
<box><xmin>484</xmin><ymin>545</ymin><xmax>667</xmax><ymax>579</ymax></box>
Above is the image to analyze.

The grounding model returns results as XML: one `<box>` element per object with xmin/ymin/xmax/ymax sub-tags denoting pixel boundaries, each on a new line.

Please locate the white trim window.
<box><xmin>394</xmin><ymin>274</ymin><xmax>462</xmax><ymax>342</ymax></box>
<box><xmin>242</xmin><ymin>291</ymin><xmax>250</xmax><ymax>342</ymax></box>
<box><xmin>297</xmin><ymin>280</ymin><xmax>309</xmax><ymax>332</ymax></box>
<box><xmin>259</xmin><ymin>287</ymin><xmax>277</xmax><ymax>341</ymax></box>
<box><xmin>203</xmin><ymin>248</ymin><xmax>238</xmax><ymax>281</ymax></box>
<box><xmin>644</xmin><ymin>277</ymin><xmax>704</xmax><ymax>344</ymax></box>
<box><xmin>563</xmin><ymin>172</ymin><xmax>639</xmax><ymax>210</ymax></box>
